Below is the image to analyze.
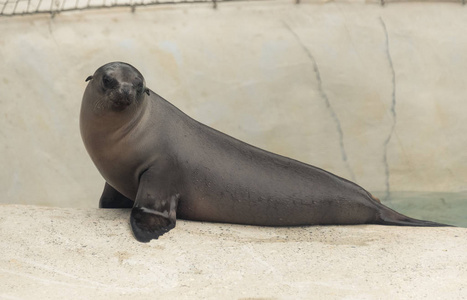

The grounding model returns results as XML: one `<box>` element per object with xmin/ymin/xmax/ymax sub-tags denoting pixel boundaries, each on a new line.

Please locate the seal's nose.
<box><xmin>120</xmin><ymin>83</ymin><xmax>132</xmax><ymax>96</ymax></box>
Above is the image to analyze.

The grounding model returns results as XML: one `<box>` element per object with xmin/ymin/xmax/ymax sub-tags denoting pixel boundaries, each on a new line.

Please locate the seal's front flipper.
<box><xmin>99</xmin><ymin>182</ymin><xmax>134</xmax><ymax>208</ymax></box>
<box><xmin>131</xmin><ymin>194</ymin><xmax>179</xmax><ymax>242</ymax></box>
<box><xmin>130</xmin><ymin>168</ymin><xmax>180</xmax><ymax>242</ymax></box>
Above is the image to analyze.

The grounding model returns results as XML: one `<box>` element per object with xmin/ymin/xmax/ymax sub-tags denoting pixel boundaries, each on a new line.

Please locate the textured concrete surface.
<box><xmin>1</xmin><ymin>2</ymin><xmax>467</xmax><ymax>208</ymax></box>
<box><xmin>0</xmin><ymin>204</ymin><xmax>466</xmax><ymax>299</ymax></box>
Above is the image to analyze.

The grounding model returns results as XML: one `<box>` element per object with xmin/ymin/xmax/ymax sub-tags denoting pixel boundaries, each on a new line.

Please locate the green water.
<box><xmin>372</xmin><ymin>191</ymin><xmax>467</xmax><ymax>227</ymax></box>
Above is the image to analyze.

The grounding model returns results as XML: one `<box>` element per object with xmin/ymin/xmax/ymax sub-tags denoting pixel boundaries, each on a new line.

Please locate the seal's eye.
<box><xmin>135</xmin><ymin>82</ymin><xmax>144</xmax><ymax>94</ymax></box>
<box><xmin>102</xmin><ymin>74</ymin><xmax>117</xmax><ymax>89</ymax></box>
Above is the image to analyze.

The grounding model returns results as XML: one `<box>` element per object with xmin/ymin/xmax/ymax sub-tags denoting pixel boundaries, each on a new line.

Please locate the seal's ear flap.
<box><xmin>144</xmin><ymin>88</ymin><xmax>150</xmax><ymax>96</ymax></box>
<box><xmin>85</xmin><ymin>75</ymin><xmax>93</xmax><ymax>82</ymax></box>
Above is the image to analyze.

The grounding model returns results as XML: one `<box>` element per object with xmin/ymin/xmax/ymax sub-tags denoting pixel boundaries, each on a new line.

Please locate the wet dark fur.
<box><xmin>80</xmin><ymin>62</ymin><xmax>452</xmax><ymax>243</ymax></box>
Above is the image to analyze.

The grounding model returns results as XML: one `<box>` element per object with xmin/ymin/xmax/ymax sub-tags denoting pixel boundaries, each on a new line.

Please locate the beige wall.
<box><xmin>1</xmin><ymin>1</ymin><xmax>466</xmax><ymax>208</ymax></box>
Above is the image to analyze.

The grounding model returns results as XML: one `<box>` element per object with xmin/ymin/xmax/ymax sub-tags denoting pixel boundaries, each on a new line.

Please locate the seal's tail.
<box><xmin>375</xmin><ymin>203</ymin><xmax>453</xmax><ymax>227</ymax></box>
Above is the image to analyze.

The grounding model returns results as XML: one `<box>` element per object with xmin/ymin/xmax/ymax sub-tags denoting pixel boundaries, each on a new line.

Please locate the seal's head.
<box><xmin>85</xmin><ymin>62</ymin><xmax>150</xmax><ymax>112</ymax></box>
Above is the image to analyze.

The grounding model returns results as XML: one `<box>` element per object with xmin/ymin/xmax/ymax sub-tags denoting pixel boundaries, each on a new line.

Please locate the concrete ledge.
<box><xmin>1</xmin><ymin>204</ymin><xmax>466</xmax><ymax>299</ymax></box>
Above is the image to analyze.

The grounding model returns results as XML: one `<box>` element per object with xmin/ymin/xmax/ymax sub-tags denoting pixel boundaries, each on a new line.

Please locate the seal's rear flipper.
<box><xmin>99</xmin><ymin>182</ymin><xmax>134</xmax><ymax>208</ymax></box>
<box><xmin>377</xmin><ymin>204</ymin><xmax>453</xmax><ymax>227</ymax></box>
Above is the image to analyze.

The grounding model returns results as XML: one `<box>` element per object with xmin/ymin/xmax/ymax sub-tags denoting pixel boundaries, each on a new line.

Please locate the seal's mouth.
<box><xmin>109</xmin><ymin>90</ymin><xmax>136</xmax><ymax>110</ymax></box>
<box><xmin>112</xmin><ymin>99</ymin><xmax>132</xmax><ymax>110</ymax></box>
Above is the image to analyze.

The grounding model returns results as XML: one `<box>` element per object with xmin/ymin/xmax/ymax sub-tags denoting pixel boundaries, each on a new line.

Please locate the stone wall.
<box><xmin>1</xmin><ymin>1</ymin><xmax>466</xmax><ymax>207</ymax></box>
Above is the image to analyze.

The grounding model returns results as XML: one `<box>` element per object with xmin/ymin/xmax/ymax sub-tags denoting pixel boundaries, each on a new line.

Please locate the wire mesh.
<box><xmin>0</xmin><ymin>0</ymin><xmax>464</xmax><ymax>17</ymax></box>
<box><xmin>0</xmin><ymin>0</ymin><xmax>226</xmax><ymax>16</ymax></box>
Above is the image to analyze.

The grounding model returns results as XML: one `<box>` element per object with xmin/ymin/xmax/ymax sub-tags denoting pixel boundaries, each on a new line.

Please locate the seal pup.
<box><xmin>80</xmin><ymin>62</ymin><xmax>450</xmax><ymax>243</ymax></box>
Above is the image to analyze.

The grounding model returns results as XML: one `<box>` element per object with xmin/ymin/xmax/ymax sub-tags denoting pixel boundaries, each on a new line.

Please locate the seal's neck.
<box><xmin>111</xmin><ymin>97</ymin><xmax>150</xmax><ymax>137</ymax></box>
<box><xmin>80</xmin><ymin>93</ymin><xmax>150</xmax><ymax>146</ymax></box>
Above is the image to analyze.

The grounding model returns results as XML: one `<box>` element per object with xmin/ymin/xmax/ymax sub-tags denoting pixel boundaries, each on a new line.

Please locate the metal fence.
<box><xmin>1</xmin><ymin>0</ymin><xmax>464</xmax><ymax>17</ymax></box>
<box><xmin>0</xmin><ymin>0</ymin><xmax>225</xmax><ymax>17</ymax></box>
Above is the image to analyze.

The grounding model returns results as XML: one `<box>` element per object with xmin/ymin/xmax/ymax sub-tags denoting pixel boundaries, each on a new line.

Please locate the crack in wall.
<box><xmin>283</xmin><ymin>21</ymin><xmax>356</xmax><ymax>182</ymax></box>
<box><xmin>380</xmin><ymin>17</ymin><xmax>397</xmax><ymax>200</ymax></box>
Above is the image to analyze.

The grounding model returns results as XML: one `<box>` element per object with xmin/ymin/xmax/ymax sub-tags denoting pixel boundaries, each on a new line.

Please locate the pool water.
<box><xmin>372</xmin><ymin>191</ymin><xmax>467</xmax><ymax>228</ymax></box>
